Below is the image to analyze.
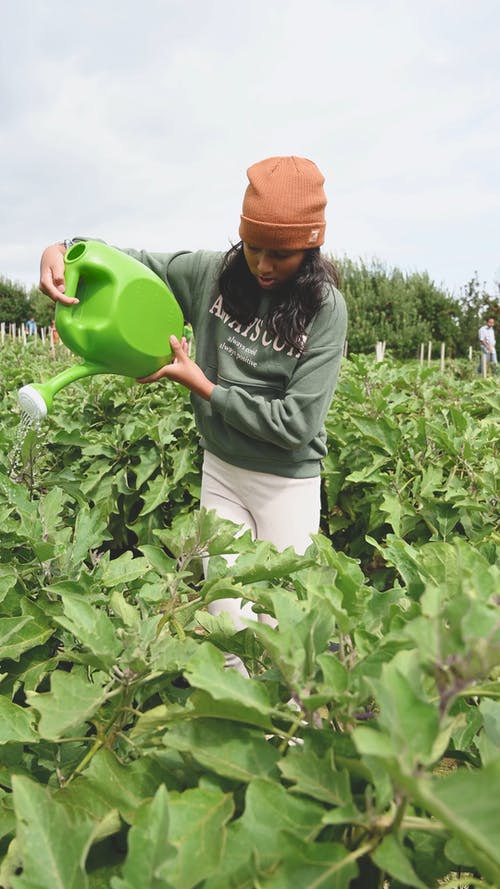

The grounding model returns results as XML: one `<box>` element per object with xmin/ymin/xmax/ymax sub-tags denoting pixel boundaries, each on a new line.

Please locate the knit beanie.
<box><xmin>239</xmin><ymin>156</ymin><xmax>327</xmax><ymax>250</ymax></box>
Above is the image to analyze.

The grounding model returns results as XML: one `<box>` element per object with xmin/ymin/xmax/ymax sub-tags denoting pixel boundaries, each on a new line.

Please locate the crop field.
<box><xmin>0</xmin><ymin>340</ymin><xmax>499</xmax><ymax>888</ymax></box>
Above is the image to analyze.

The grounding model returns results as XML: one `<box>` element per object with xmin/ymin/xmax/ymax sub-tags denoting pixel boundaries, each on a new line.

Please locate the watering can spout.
<box><xmin>18</xmin><ymin>361</ymin><xmax>111</xmax><ymax>420</ymax></box>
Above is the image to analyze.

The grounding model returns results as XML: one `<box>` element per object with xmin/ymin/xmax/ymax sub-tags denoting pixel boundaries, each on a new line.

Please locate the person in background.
<box><xmin>38</xmin><ymin>156</ymin><xmax>347</xmax><ymax>667</ymax></box>
<box><xmin>49</xmin><ymin>318</ymin><xmax>59</xmax><ymax>344</ymax></box>
<box><xmin>478</xmin><ymin>316</ymin><xmax>497</xmax><ymax>375</ymax></box>
<box><xmin>26</xmin><ymin>317</ymin><xmax>36</xmax><ymax>335</ymax></box>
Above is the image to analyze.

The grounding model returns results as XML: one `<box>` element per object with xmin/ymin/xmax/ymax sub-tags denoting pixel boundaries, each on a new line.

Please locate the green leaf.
<box><xmin>369</xmin><ymin>664</ymin><xmax>440</xmax><ymax>770</ymax></box>
<box><xmin>186</xmin><ymin>688</ymin><xmax>273</xmax><ymax>730</ymax></box>
<box><xmin>0</xmin><ymin>788</ymin><xmax>15</xmax><ymax>842</ymax></box>
<box><xmin>259</xmin><ymin>834</ymin><xmax>359</xmax><ymax>888</ymax></box>
<box><xmin>184</xmin><ymin>642</ymin><xmax>272</xmax><ymax>718</ymax></box>
<box><xmin>316</xmin><ymin>652</ymin><xmax>348</xmax><ymax>695</ymax></box>
<box><xmin>109</xmin><ymin>590</ymin><xmax>141</xmax><ymax>629</ymax></box>
<box><xmin>154</xmin><ymin>507</ymin><xmax>252</xmax><ymax>559</ymax></box>
<box><xmin>402</xmin><ymin>759</ymin><xmax>500</xmax><ymax>886</ymax></box>
<box><xmin>371</xmin><ymin>834</ymin><xmax>427</xmax><ymax>889</ymax></box>
<box><xmin>133</xmin><ymin>447</ymin><xmax>160</xmax><ymax>489</ymax></box>
<box><xmin>234</xmin><ymin>778</ymin><xmax>325</xmax><ymax>869</ymax></box>
<box><xmin>156</xmin><ymin>785</ymin><xmax>234</xmax><ymax>889</ymax></box>
<box><xmin>170</xmin><ymin>446</ymin><xmax>195</xmax><ymax>485</ymax></box>
<box><xmin>11</xmin><ymin>775</ymin><xmax>94</xmax><ymax>889</ymax></box>
<box><xmin>0</xmin><ymin>697</ymin><xmax>38</xmax><ymax>745</ymax></box>
<box><xmin>278</xmin><ymin>741</ymin><xmax>354</xmax><ymax>807</ymax></box>
<box><xmin>477</xmin><ymin>698</ymin><xmax>500</xmax><ymax>765</ymax></box>
<box><xmin>26</xmin><ymin>668</ymin><xmax>109</xmax><ymax>739</ymax></box>
<box><xmin>139</xmin><ymin>544</ymin><xmax>177</xmax><ymax>579</ymax></box>
<box><xmin>100</xmin><ymin>553</ymin><xmax>152</xmax><ymax>587</ymax></box>
<box><xmin>59</xmin><ymin>749</ymin><xmax>161</xmax><ymax>825</ymax></box>
<box><xmin>69</xmin><ymin>505</ymin><xmax>110</xmax><ymax>568</ymax></box>
<box><xmin>251</xmin><ymin>596</ymin><xmax>336</xmax><ymax>687</ymax></box>
<box><xmin>351</xmin><ymin>415</ymin><xmax>401</xmax><ymax>453</ymax></box>
<box><xmin>54</xmin><ymin>593</ymin><xmax>122</xmax><ymax>668</ymax></box>
<box><xmin>111</xmin><ymin>785</ymin><xmax>174</xmax><ymax>889</ymax></box>
<box><xmin>164</xmin><ymin>719</ymin><xmax>280</xmax><ymax>782</ymax></box>
<box><xmin>231</xmin><ymin>543</ymin><xmax>313</xmax><ymax>583</ymax></box>
<box><xmin>141</xmin><ymin>475</ymin><xmax>172</xmax><ymax>516</ymax></box>
<box><xmin>0</xmin><ymin>569</ymin><xmax>17</xmax><ymax>603</ymax></box>
<box><xmin>38</xmin><ymin>485</ymin><xmax>66</xmax><ymax>534</ymax></box>
<box><xmin>0</xmin><ymin>603</ymin><xmax>53</xmax><ymax>661</ymax></box>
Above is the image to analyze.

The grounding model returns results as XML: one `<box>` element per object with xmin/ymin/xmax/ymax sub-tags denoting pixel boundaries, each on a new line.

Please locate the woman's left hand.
<box><xmin>137</xmin><ymin>335</ymin><xmax>215</xmax><ymax>401</ymax></box>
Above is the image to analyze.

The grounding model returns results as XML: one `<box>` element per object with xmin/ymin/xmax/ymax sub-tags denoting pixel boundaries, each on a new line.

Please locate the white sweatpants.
<box><xmin>201</xmin><ymin>451</ymin><xmax>321</xmax><ymax>630</ymax></box>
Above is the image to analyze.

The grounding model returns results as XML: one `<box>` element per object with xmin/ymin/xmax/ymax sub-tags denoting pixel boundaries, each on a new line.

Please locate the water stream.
<box><xmin>9</xmin><ymin>409</ymin><xmax>43</xmax><ymax>483</ymax></box>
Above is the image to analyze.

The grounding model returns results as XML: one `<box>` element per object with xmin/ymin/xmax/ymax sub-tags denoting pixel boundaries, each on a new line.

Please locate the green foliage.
<box><xmin>0</xmin><ymin>277</ymin><xmax>31</xmax><ymax>326</ymax></box>
<box><xmin>456</xmin><ymin>272</ymin><xmax>500</xmax><ymax>352</ymax></box>
<box><xmin>0</xmin><ymin>342</ymin><xmax>499</xmax><ymax>888</ymax></box>
<box><xmin>331</xmin><ymin>256</ymin><xmax>499</xmax><ymax>359</ymax></box>
<box><xmin>322</xmin><ymin>353</ymin><xmax>499</xmax><ymax>577</ymax></box>
<box><xmin>27</xmin><ymin>285</ymin><xmax>56</xmax><ymax>328</ymax></box>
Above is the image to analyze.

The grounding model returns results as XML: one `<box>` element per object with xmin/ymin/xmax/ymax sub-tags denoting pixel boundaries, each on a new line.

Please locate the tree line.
<box><xmin>1</xmin><ymin>257</ymin><xmax>498</xmax><ymax>358</ymax></box>
<box><xmin>335</xmin><ymin>257</ymin><xmax>498</xmax><ymax>358</ymax></box>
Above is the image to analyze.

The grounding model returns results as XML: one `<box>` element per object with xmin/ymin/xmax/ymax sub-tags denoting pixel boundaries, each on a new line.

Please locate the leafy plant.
<box><xmin>0</xmin><ymin>342</ymin><xmax>498</xmax><ymax>888</ymax></box>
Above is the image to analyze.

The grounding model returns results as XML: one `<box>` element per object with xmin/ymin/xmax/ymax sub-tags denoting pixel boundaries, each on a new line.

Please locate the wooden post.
<box><xmin>419</xmin><ymin>343</ymin><xmax>425</xmax><ymax>365</ymax></box>
<box><xmin>482</xmin><ymin>353</ymin><xmax>488</xmax><ymax>378</ymax></box>
<box><xmin>468</xmin><ymin>345</ymin><xmax>472</xmax><ymax>361</ymax></box>
<box><xmin>343</xmin><ymin>339</ymin><xmax>348</xmax><ymax>358</ymax></box>
<box><xmin>0</xmin><ymin>322</ymin><xmax>4</xmax><ymax>345</ymax></box>
<box><xmin>40</xmin><ymin>326</ymin><xmax>46</xmax><ymax>344</ymax></box>
<box><xmin>427</xmin><ymin>340</ymin><xmax>432</xmax><ymax>365</ymax></box>
<box><xmin>440</xmin><ymin>342</ymin><xmax>445</xmax><ymax>373</ymax></box>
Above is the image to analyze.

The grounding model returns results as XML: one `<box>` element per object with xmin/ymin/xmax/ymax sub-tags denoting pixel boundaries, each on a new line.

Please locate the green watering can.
<box><xmin>18</xmin><ymin>240</ymin><xmax>184</xmax><ymax>419</ymax></box>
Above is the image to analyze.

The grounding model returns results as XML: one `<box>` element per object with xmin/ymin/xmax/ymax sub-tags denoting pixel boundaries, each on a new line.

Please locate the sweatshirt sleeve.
<box><xmin>209</xmin><ymin>292</ymin><xmax>347</xmax><ymax>450</ymax></box>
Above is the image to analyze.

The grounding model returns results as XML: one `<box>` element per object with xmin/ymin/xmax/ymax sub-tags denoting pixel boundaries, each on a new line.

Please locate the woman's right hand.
<box><xmin>39</xmin><ymin>244</ymin><xmax>79</xmax><ymax>305</ymax></box>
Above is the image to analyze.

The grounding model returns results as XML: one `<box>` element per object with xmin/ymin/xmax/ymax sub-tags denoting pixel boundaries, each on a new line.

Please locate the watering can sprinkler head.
<box><xmin>18</xmin><ymin>384</ymin><xmax>50</xmax><ymax>420</ymax></box>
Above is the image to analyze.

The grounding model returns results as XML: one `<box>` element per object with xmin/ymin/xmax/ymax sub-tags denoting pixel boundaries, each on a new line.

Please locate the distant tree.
<box><xmin>0</xmin><ymin>277</ymin><xmax>31</xmax><ymax>326</ymax></box>
<box><xmin>28</xmin><ymin>286</ymin><xmax>55</xmax><ymax>328</ymax></box>
<box><xmin>333</xmin><ymin>257</ymin><xmax>462</xmax><ymax>357</ymax></box>
<box><xmin>456</xmin><ymin>273</ymin><xmax>500</xmax><ymax>352</ymax></box>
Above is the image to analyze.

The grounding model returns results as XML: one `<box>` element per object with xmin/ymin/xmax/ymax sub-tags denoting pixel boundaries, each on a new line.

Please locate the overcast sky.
<box><xmin>1</xmin><ymin>0</ymin><xmax>499</xmax><ymax>298</ymax></box>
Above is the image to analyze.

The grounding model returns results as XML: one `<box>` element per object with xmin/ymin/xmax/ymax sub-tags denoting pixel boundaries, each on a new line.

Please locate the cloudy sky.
<box><xmin>1</xmin><ymin>0</ymin><xmax>499</xmax><ymax>297</ymax></box>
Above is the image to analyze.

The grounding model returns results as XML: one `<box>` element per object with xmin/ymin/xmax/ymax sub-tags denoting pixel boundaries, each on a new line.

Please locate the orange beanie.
<box><xmin>239</xmin><ymin>156</ymin><xmax>327</xmax><ymax>250</ymax></box>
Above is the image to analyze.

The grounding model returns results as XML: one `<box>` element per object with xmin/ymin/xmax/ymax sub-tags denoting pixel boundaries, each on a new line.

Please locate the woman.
<box><xmin>39</xmin><ymin>156</ymin><xmax>347</xmax><ymax>638</ymax></box>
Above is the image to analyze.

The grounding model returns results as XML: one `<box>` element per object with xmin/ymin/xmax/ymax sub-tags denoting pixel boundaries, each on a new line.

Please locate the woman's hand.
<box><xmin>39</xmin><ymin>244</ymin><xmax>79</xmax><ymax>305</ymax></box>
<box><xmin>137</xmin><ymin>335</ymin><xmax>215</xmax><ymax>401</ymax></box>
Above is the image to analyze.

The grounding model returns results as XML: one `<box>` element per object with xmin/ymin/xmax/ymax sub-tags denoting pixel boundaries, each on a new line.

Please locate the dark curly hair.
<box><xmin>217</xmin><ymin>241</ymin><xmax>339</xmax><ymax>354</ymax></box>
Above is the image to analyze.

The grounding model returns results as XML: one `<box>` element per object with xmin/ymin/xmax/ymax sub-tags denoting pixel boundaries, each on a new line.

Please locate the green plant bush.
<box><xmin>0</xmin><ymin>342</ymin><xmax>498</xmax><ymax>888</ymax></box>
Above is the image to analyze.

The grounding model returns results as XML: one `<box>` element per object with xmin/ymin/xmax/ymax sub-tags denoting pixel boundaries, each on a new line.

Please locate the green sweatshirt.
<box><xmin>125</xmin><ymin>249</ymin><xmax>347</xmax><ymax>478</ymax></box>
